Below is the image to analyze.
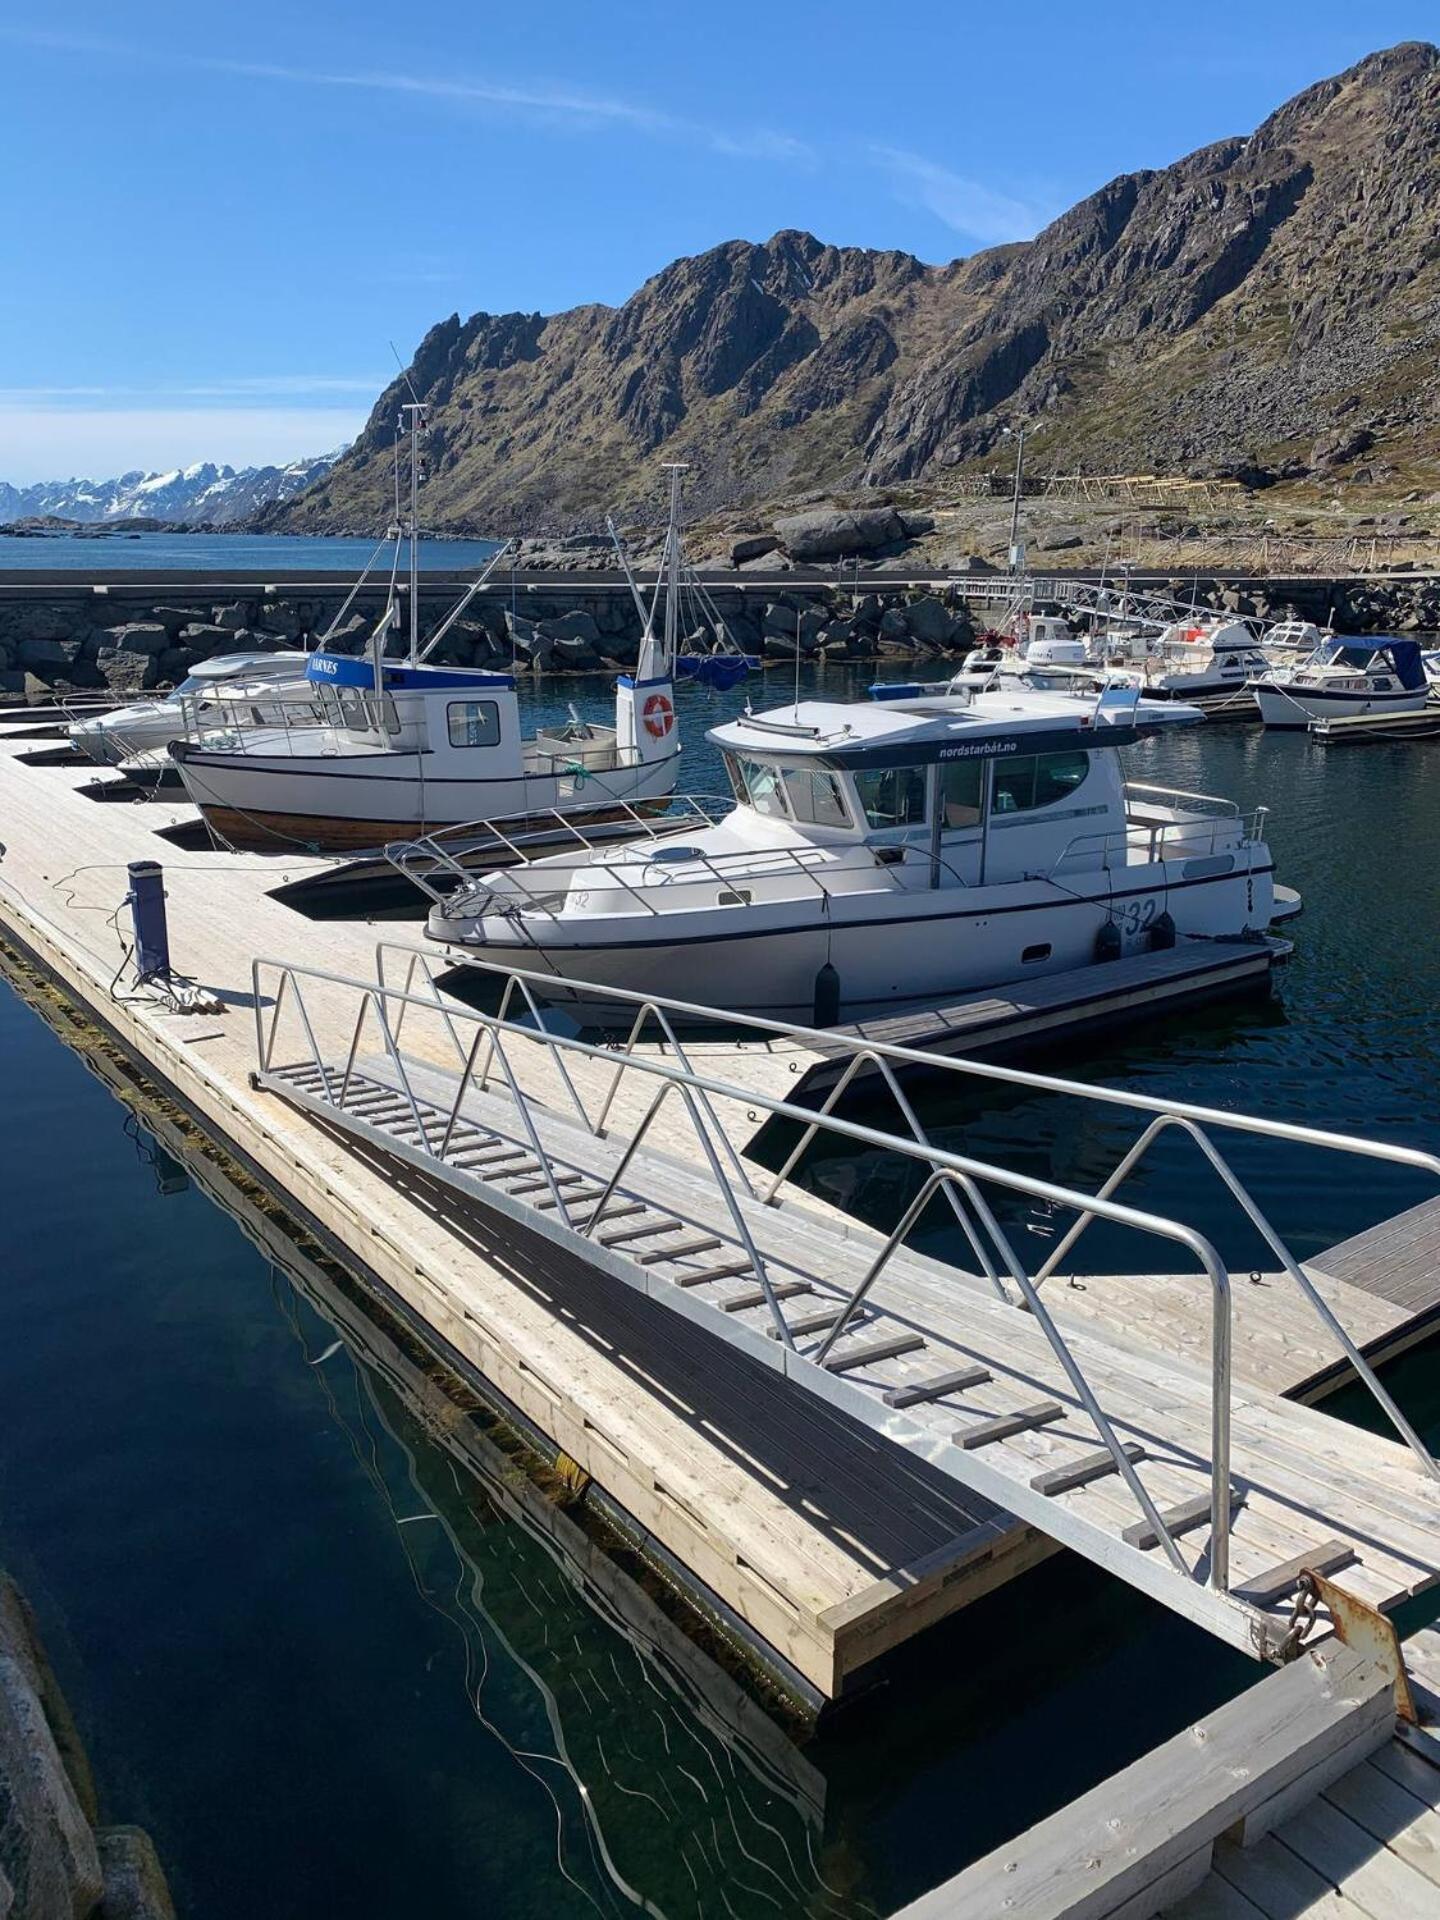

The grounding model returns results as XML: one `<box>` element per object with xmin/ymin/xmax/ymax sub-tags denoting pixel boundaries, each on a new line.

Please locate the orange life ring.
<box><xmin>642</xmin><ymin>691</ymin><xmax>674</xmax><ymax>739</ymax></box>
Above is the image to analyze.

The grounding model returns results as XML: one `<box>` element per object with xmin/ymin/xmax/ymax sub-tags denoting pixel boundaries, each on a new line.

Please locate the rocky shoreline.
<box><xmin>2</xmin><ymin>567</ymin><xmax>1438</xmax><ymax>700</ymax></box>
<box><xmin>1</xmin><ymin>1573</ymin><xmax>173</xmax><ymax>1918</ymax></box>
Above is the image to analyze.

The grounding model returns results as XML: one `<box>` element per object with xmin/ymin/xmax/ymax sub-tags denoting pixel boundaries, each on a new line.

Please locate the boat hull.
<box><xmin>434</xmin><ymin>864</ymin><xmax>1275</xmax><ymax>1021</ymax></box>
<box><xmin>1251</xmin><ymin>683</ymin><xmax>1431</xmax><ymax>729</ymax></box>
<box><xmin>170</xmin><ymin>745</ymin><xmax>681</xmax><ymax>852</ymax></box>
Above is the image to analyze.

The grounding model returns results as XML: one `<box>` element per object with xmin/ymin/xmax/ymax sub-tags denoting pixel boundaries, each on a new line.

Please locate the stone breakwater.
<box><xmin>1</xmin><ymin>1573</ymin><xmax>173</xmax><ymax>1919</ymax></box>
<box><xmin>1</xmin><ymin>572</ymin><xmax>1436</xmax><ymax>698</ymax></box>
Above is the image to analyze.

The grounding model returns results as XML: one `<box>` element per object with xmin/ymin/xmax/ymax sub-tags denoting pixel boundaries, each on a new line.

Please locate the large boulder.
<box><xmin>8</xmin><ymin>606</ymin><xmax>79</xmax><ymax>646</ymax></box>
<box><xmin>774</xmin><ymin>506</ymin><xmax>907</xmax><ymax>563</ymax></box>
<box><xmin>1035</xmin><ymin>526</ymin><xmax>1084</xmax><ymax>551</ymax></box>
<box><xmin>98</xmin><ymin>622</ymin><xmax>168</xmax><ymax>657</ymax></box>
<box><xmin>18</xmin><ymin>635</ymin><xmax>84</xmax><ymax>672</ymax></box>
<box><xmin>0</xmin><ymin>1577</ymin><xmax>104</xmax><ymax>1920</ymax></box>
<box><xmin>96</xmin><ymin>1827</ymin><xmax>176</xmax><ymax>1920</ymax></box>
<box><xmin>536</xmin><ymin>609</ymin><xmax>601</xmax><ymax>647</ymax></box>
<box><xmin>731</xmin><ymin>533</ymin><xmax>780</xmax><ymax>566</ymax></box>
<box><xmin>95</xmin><ymin>648</ymin><xmax>154</xmax><ymax>692</ymax></box>
<box><xmin>903</xmin><ymin>595</ymin><xmax>955</xmax><ymax>646</ymax></box>
<box><xmin>210</xmin><ymin>601</ymin><xmax>253</xmax><ymax>631</ymax></box>
<box><xmin>1311</xmin><ymin>426</ymin><xmax>1375</xmax><ymax>469</ymax></box>
<box><xmin>147</xmin><ymin>606</ymin><xmax>208</xmax><ymax>637</ymax></box>
<box><xmin>257</xmin><ymin>601</ymin><xmax>303</xmax><ymax>640</ymax></box>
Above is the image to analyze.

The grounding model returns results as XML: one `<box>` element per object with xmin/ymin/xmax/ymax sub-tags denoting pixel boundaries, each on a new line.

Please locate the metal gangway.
<box><xmin>248</xmin><ymin>944</ymin><xmax>1440</xmax><ymax>1662</ymax></box>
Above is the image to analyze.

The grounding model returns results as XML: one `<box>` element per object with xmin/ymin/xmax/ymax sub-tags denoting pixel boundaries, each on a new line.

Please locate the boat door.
<box><xmin>932</xmin><ymin>756</ymin><xmax>986</xmax><ymax>888</ymax></box>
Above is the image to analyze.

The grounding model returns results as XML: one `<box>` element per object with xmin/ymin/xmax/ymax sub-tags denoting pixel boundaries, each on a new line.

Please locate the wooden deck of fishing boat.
<box><xmin>896</xmin><ymin>1625</ymin><xmax>1440</xmax><ymax>1918</ymax></box>
<box><xmin>2</xmin><ymin>728</ymin><xmax>1440</xmax><ymax>1703</ymax></box>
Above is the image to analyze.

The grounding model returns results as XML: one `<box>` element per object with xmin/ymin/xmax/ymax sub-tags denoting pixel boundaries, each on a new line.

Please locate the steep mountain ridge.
<box><xmin>0</xmin><ymin>451</ymin><xmax>343</xmax><ymax>527</ymax></box>
<box><xmin>264</xmin><ymin>42</ymin><xmax>1440</xmax><ymax>534</ymax></box>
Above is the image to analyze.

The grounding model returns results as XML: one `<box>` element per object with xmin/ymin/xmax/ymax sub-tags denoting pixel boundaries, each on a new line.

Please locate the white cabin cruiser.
<box><xmin>1126</xmin><ymin>617</ymin><xmax>1272</xmax><ymax>705</ymax></box>
<box><xmin>1250</xmin><ymin>637</ymin><xmax>1431</xmax><ymax>729</ymax></box>
<box><xmin>67</xmin><ymin>651</ymin><xmax>316</xmax><ymax>767</ymax></box>
<box><xmin>427</xmin><ymin>680</ymin><xmax>1282</xmax><ymax>1021</ymax></box>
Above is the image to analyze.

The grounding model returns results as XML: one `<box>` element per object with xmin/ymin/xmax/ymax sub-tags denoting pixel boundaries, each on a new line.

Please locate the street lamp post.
<box><xmin>1003</xmin><ymin>425</ymin><xmax>1027</xmax><ymax>572</ymax></box>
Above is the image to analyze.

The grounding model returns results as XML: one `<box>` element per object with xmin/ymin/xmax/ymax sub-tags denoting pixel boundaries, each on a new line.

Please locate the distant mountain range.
<box><xmin>0</xmin><ymin>450</ymin><xmax>344</xmax><ymax>528</ymax></box>
<box><xmin>261</xmin><ymin>42</ymin><xmax>1440</xmax><ymax>535</ymax></box>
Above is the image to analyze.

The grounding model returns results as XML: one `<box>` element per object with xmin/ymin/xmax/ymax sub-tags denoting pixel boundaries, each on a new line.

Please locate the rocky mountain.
<box><xmin>0</xmin><ymin>451</ymin><xmax>343</xmax><ymax>527</ymax></box>
<box><xmin>264</xmin><ymin>42</ymin><xmax>1440</xmax><ymax>535</ymax></box>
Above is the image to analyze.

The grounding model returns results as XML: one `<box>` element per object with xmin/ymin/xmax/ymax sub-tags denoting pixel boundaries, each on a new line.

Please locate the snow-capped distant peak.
<box><xmin>0</xmin><ymin>446</ymin><xmax>349</xmax><ymax>526</ymax></box>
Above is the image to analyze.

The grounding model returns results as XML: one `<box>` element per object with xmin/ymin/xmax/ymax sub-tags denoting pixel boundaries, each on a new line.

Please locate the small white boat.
<box><xmin>67</xmin><ymin>651</ymin><xmax>317</xmax><ymax>767</ymax></box>
<box><xmin>1250</xmin><ymin>637</ymin><xmax>1432</xmax><ymax>728</ymax></box>
<box><xmin>169</xmin><ymin>426</ymin><xmax>684</xmax><ymax>851</ymax></box>
<box><xmin>425</xmin><ymin>678</ymin><xmax>1284</xmax><ymax>1022</ymax></box>
<box><xmin>1127</xmin><ymin>617</ymin><xmax>1273</xmax><ymax>706</ymax></box>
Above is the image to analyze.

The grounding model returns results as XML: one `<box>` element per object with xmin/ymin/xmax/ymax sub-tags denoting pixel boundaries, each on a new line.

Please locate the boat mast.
<box><xmin>660</xmin><ymin>461</ymin><xmax>687</xmax><ymax>676</ymax></box>
<box><xmin>400</xmin><ymin>400</ymin><xmax>427</xmax><ymax>664</ymax></box>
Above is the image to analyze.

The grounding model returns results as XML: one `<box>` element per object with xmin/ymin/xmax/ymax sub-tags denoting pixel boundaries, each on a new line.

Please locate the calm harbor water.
<box><xmin>3</xmin><ymin>662</ymin><xmax>1440</xmax><ymax>1917</ymax></box>
<box><xmin>0</xmin><ymin>531</ymin><xmax>502</xmax><ymax>573</ymax></box>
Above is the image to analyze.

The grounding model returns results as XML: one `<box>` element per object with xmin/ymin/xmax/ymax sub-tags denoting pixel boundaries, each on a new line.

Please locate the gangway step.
<box><xmin>823</xmin><ymin>1332</ymin><xmax>927</xmax><ymax>1374</ymax></box>
<box><xmin>1235</xmin><ymin>1541</ymin><xmax>1358</xmax><ymax>1608</ymax></box>
<box><xmin>600</xmin><ymin>1217</ymin><xmax>685</xmax><ymax>1247</ymax></box>
<box><xmin>1031</xmin><ymin>1442</ymin><xmax>1146</xmax><ymax>1497</ymax></box>
<box><xmin>958</xmin><ymin>1402</ymin><xmax>1065</xmax><ymax>1449</ymax></box>
<box><xmin>884</xmin><ymin>1365</ymin><xmax>993</xmax><ymax>1409</ymax></box>
<box><xmin>720</xmin><ymin>1280</ymin><xmax>808</xmax><ymax>1312</ymax></box>
<box><xmin>1123</xmin><ymin>1489</ymin><xmax>1245</xmax><ymax>1551</ymax></box>
<box><xmin>767</xmin><ymin>1306</ymin><xmax>852</xmax><ymax>1340</ymax></box>
<box><xmin>638</xmin><ymin>1235</ymin><xmax>723</xmax><ymax>1266</ymax></box>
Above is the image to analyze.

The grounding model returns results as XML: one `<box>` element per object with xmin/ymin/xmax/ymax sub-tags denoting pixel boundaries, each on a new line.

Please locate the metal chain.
<box><xmin>1278</xmin><ymin>1572</ymin><xmax>1321</xmax><ymax>1662</ymax></box>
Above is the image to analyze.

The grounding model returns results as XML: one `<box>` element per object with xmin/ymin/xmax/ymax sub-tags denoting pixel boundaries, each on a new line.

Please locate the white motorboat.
<box><xmin>1124</xmin><ymin>617</ymin><xmax>1273</xmax><ymax>706</ymax></box>
<box><xmin>1250</xmin><ymin>637</ymin><xmax>1432</xmax><ymax>728</ymax></box>
<box><xmin>424</xmin><ymin>678</ymin><xmax>1283</xmax><ymax>1022</ymax></box>
<box><xmin>67</xmin><ymin>650</ymin><xmax>317</xmax><ymax>767</ymax></box>
<box><xmin>168</xmin><ymin>425</ymin><xmax>686</xmax><ymax>853</ymax></box>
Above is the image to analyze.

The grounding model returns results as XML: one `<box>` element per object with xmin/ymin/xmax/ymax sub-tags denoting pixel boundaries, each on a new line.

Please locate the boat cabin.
<box><xmin>1291</xmin><ymin>637</ymin><xmax>1427</xmax><ymax>693</ymax></box>
<box><xmin>709</xmin><ymin>683</ymin><xmax>1203</xmax><ymax>890</ymax></box>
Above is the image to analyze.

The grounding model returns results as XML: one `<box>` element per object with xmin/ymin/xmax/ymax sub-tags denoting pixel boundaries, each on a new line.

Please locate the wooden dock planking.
<box><xmin>5</xmin><ymin>733</ymin><xmax>1440</xmax><ymax>1694</ymax></box>
<box><xmin>1313</xmin><ymin>1195</ymin><xmax>1440</xmax><ymax>1317</ymax></box>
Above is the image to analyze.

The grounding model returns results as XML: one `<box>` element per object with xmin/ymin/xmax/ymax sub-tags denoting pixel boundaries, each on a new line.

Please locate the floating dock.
<box><xmin>899</xmin><ymin>1622</ymin><xmax>1440</xmax><ymax>1918</ymax></box>
<box><xmin>2</xmin><ymin>727</ymin><xmax>1440</xmax><ymax>1705</ymax></box>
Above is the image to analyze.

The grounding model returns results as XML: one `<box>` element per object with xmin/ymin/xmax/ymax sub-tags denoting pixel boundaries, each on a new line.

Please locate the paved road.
<box><xmin>3</xmin><ymin>565</ymin><xmax>1427</xmax><ymax>596</ymax></box>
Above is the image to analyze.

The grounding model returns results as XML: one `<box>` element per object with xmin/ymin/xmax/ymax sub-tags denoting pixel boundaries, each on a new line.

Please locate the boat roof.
<box><xmin>191</xmin><ymin>650</ymin><xmax>311</xmax><ymax>680</ymax></box>
<box><xmin>305</xmin><ymin>651</ymin><xmax>515</xmax><ymax>691</ymax></box>
<box><xmin>708</xmin><ymin>686</ymin><xmax>1201</xmax><ymax>768</ymax></box>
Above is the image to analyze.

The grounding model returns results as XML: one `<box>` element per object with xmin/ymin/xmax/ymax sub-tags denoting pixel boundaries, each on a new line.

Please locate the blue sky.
<box><xmin>0</xmin><ymin>1</ymin><xmax>1434</xmax><ymax>480</ymax></box>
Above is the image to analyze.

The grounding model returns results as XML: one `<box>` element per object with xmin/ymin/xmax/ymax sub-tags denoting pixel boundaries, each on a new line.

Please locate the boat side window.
<box><xmin>780</xmin><ymin>767</ymin><xmax>850</xmax><ymax>827</ymax></box>
<box><xmin>338</xmin><ymin>687</ymin><xmax>376</xmax><ymax>731</ymax></box>
<box><xmin>447</xmin><ymin>700</ymin><xmax>501</xmax><ymax>749</ymax></box>
<box><xmin>939</xmin><ymin>759</ymin><xmax>984</xmax><ymax>829</ymax></box>
<box><xmin>731</xmin><ymin>755</ymin><xmax>790</xmax><ymax>819</ymax></box>
<box><xmin>992</xmin><ymin>750</ymin><xmax>1090</xmax><ymax>814</ymax></box>
<box><xmin>854</xmin><ymin>764</ymin><xmax>928</xmax><ymax>831</ymax></box>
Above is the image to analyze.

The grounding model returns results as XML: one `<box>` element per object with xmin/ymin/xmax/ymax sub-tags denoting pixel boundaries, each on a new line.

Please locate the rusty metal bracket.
<box><xmin>1304</xmin><ymin>1567</ymin><xmax>1417</xmax><ymax>1724</ymax></box>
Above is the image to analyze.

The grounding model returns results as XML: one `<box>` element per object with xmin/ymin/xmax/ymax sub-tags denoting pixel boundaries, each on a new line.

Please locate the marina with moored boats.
<box><xmin>4</xmin><ymin>509</ymin><xmax>1440</xmax><ymax>1917</ymax></box>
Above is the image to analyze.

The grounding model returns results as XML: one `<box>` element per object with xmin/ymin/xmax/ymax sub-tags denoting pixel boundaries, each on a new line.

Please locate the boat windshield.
<box><xmin>726</xmin><ymin>755</ymin><xmax>850</xmax><ymax>827</ymax></box>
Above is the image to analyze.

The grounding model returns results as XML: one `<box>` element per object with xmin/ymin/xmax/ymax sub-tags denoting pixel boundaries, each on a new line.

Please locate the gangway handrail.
<box><xmin>252</xmin><ymin>949</ymin><xmax>1237</xmax><ymax>1588</ymax></box>
<box><xmin>368</xmin><ymin>943</ymin><xmax>1440</xmax><ymax>1488</ymax></box>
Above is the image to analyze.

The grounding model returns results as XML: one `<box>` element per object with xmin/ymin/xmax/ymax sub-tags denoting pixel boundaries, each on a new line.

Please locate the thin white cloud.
<box><xmin>0</xmin><ymin>408</ymin><xmax>369</xmax><ymax>486</ymax></box>
<box><xmin>1</xmin><ymin>27</ymin><xmax>815</xmax><ymax>164</ymax></box>
<box><xmin>0</xmin><ymin>377</ymin><xmax>383</xmax><ymax>404</ymax></box>
<box><xmin>872</xmin><ymin>145</ymin><xmax>1051</xmax><ymax>245</ymax></box>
